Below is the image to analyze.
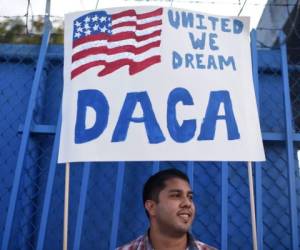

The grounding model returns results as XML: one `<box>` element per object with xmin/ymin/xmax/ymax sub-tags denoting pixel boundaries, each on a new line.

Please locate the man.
<box><xmin>116</xmin><ymin>168</ymin><xmax>217</xmax><ymax>250</ymax></box>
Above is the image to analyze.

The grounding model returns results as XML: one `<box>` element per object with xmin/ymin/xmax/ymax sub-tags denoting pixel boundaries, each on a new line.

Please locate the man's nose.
<box><xmin>180</xmin><ymin>196</ymin><xmax>193</xmax><ymax>207</ymax></box>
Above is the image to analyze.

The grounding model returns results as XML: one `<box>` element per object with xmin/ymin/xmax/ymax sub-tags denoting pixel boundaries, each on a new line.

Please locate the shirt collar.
<box><xmin>143</xmin><ymin>231</ymin><xmax>198</xmax><ymax>250</ymax></box>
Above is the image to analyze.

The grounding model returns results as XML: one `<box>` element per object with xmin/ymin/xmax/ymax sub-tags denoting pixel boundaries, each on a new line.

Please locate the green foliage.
<box><xmin>0</xmin><ymin>16</ymin><xmax>63</xmax><ymax>44</ymax></box>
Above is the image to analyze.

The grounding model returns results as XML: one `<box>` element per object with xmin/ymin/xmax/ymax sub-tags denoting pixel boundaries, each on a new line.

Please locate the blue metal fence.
<box><xmin>0</xmin><ymin>29</ymin><xmax>300</xmax><ymax>250</ymax></box>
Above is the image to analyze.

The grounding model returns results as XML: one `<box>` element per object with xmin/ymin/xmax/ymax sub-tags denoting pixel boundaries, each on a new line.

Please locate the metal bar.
<box><xmin>1</xmin><ymin>7</ymin><xmax>52</xmax><ymax>250</ymax></box>
<box><xmin>262</xmin><ymin>132</ymin><xmax>285</xmax><ymax>140</ymax></box>
<box><xmin>280</xmin><ymin>32</ymin><xmax>299</xmax><ymax>250</ymax></box>
<box><xmin>258</xmin><ymin>65</ymin><xmax>300</xmax><ymax>74</ymax></box>
<box><xmin>36</xmin><ymin>111</ymin><xmax>61</xmax><ymax>250</ymax></box>
<box><xmin>248</xmin><ymin>162</ymin><xmax>258</xmax><ymax>250</ymax></box>
<box><xmin>293</xmin><ymin>133</ymin><xmax>300</xmax><ymax>140</ymax></box>
<box><xmin>221</xmin><ymin>162</ymin><xmax>228</xmax><ymax>250</ymax></box>
<box><xmin>187</xmin><ymin>161</ymin><xmax>194</xmax><ymax>190</ymax></box>
<box><xmin>18</xmin><ymin>124</ymin><xmax>56</xmax><ymax>134</ymax></box>
<box><xmin>251</xmin><ymin>29</ymin><xmax>264</xmax><ymax>250</ymax></box>
<box><xmin>73</xmin><ymin>163</ymin><xmax>91</xmax><ymax>250</ymax></box>
<box><xmin>264</xmin><ymin>132</ymin><xmax>300</xmax><ymax>141</ymax></box>
<box><xmin>152</xmin><ymin>161</ymin><xmax>160</xmax><ymax>174</ymax></box>
<box><xmin>109</xmin><ymin>162</ymin><xmax>125</xmax><ymax>250</ymax></box>
<box><xmin>64</xmin><ymin>163</ymin><xmax>70</xmax><ymax>250</ymax></box>
<box><xmin>187</xmin><ymin>161</ymin><xmax>194</xmax><ymax>231</ymax></box>
<box><xmin>254</xmin><ymin>162</ymin><xmax>263</xmax><ymax>250</ymax></box>
<box><xmin>0</xmin><ymin>45</ymin><xmax>63</xmax><ymax>60</ymax></box>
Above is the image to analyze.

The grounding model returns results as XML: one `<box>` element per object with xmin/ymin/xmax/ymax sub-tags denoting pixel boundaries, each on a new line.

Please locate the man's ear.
<box><xmin>145</xmin><ymin>200</ymin><xmax>156</xmax><ymax>217</ymax></box>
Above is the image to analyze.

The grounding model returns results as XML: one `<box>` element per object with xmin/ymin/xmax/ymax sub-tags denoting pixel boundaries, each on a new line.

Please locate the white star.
<box><xmin>84</xmin><ymin>23</ymin><xmax>90</xmax><ymax>30</ymax></box>
<box><xmin>92</xmin><ymin>15</ymin><xmax>99</xmax><ymax>22</ymax></box>
<box><xmin>93</xmin><ymin>24</ymin><xmax>99</xmax><ymax>31</ymax></box>
<box><xmin>74</xmin><ymin>32</ymin><xmax>81</xmax><ymax>38</ymax></box>
<box><xmin>84</xmin><ymin>30</ymin><xmax>91</xmax><ymax>36</ymax></box>
<box><xmin>100</xmin><ymin>16</ymin><xmax>107</xmax><ymax>22</ymax></box>
<box><xmin>100</xmin><ymin>26</ymin><xmax>107</xmax><ymax>32</ymax></box>
<box><xmin>75</xmin><ymin>21</ymin><xmax>81</xmax><ymax>27</ymax></box>
<box><xmin>84</xmin><ymin>16</ymin><xmax>91</xmax><ymax>23</ymax></box>
<box><xmin>77</xmin><ymin>26</ymin><xmax>83</xmax><ymax>33</ymax></box>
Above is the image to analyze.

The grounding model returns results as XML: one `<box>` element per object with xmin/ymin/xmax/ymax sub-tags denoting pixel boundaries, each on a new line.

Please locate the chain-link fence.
<box><xmin>0</xmin><ymin>44</ymin><xmax>37</xmax><ymax>248</ymax></box>
<box><xmin>288</xmin><ymin>47</ymin><xmax>300</xmax><ymax>250</ymax></box>
<box><xmin>1</xmin><ymin>26</ymin><xmax>300</xmax><ymax>250</ymax></box>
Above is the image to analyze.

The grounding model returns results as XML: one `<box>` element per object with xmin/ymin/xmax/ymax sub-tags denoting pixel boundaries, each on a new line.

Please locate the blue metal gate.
<box><xmin>0</xmin><ymin>18</ymin><xmax>299</xmax><ymax>250</ymax></box>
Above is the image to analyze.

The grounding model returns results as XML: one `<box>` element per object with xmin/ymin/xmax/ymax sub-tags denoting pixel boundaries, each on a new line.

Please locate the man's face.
<box><xmin>150</xmin><ymin>177</ymin><xmax>195</xmax><ymax>237</ymax></box>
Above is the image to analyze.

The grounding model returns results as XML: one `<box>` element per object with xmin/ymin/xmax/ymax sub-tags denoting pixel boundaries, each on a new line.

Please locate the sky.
<box><xmin>0</xmin><ymin>0</ymin><xmax>268</xmax><ymax>28</ymax></box>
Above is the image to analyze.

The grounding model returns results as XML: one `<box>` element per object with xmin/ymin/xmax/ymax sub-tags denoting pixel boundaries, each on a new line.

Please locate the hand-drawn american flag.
<box><xmin>71</xmin><ymin>8</ymin><xmax>163</xmax><ymax>79</ymax></box>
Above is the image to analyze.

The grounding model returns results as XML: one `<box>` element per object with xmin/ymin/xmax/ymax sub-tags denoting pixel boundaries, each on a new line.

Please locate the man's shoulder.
<box><xmin>194</xmin><ymin>240</ymin><xmax>218</xmax><ymax>250</ymax></box>
<box><xmin>115</xmin><ymin>235</ymin><xmax>145</xmax><ymax>250</ymax></box>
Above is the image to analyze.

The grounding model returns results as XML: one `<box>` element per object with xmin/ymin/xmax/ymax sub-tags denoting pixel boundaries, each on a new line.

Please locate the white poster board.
<box><xmin>58</xmin><ymin>6</ymin><xmax>265</xmax><ymax>163</ymax></box>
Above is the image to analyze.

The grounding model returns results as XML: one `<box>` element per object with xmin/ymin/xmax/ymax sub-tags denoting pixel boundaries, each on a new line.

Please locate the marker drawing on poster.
<box><xmin>58</xmin><ymin>6</ymin><xmax>265</xmax><ymax>162</ymax></box>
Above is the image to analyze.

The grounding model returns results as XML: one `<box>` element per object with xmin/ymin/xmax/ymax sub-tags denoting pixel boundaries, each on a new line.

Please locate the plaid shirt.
<box><xmin>116</xmin><ymin>232</ymin><xmax>217</xmax><ymax>250</ymax></box>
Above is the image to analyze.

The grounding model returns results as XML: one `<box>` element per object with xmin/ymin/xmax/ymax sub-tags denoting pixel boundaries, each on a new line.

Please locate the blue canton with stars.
<box><xmin>73</xmin><ymin>11</ymin><xmax>112</xmax><ymax>41</ymax></box>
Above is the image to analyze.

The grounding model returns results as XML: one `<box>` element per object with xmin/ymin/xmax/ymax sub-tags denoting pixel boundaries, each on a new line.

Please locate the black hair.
<box><xmin>143</xmin><ymin>168</ymin><xmax>190</xmax><ymax>217</ymax></box>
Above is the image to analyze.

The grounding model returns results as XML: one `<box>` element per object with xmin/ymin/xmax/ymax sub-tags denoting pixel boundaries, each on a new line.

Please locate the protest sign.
<box><xmin>58</xmin><ymin>6</ymin><xmax>265</xmax><ymax>162</ymax></box>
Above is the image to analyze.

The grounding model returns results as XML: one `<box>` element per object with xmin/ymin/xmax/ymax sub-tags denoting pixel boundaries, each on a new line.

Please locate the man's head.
<box><xmin>143</xmin><ymin>168</ymin><xmax>195</xmax><ymax>237</ymax></box>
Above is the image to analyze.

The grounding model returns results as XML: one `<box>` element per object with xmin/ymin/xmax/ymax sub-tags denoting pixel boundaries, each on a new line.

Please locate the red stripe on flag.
<box><xmin>71</xmin><ymin>60</ymin><xmax>105</xmax><ymax>79</ymax></box>
<box><xmin>97</xmin><ymin>55</ymin><xmax>161</xmax><ymax>76</ymax></box>
<box><xmin>111</xmin><ymin>8</ymin><xmax>162</xmax><ymax>20</ymax></box>
<box><xmin>73</xmin><ymin>30</ymin><xmax>161</xmax><ymax>48</ymax></box>
<box><xmin>73</xmin><ymin>33</ymin><xmax>109</xmax><ymax>48</ymax></box>
<box><xmin>97</xmin><ymin>59</ymin><xmax>133</xmax><ymax>76</ymax></box>
<box><xmin>72</xmin><ymin>41</ymin><xmax>161</xmax><ymax>62</ymax></box>
<box><xmin>112</xmin><ymin>20</ymin><xmax>162</xmax><ymax>30</ymax></box>
<box><xmin>71</xmin><ymin>55</ymin><xmax>160</xmax><ymax>79</ymax></box>
<box><xmin>128</xmin><ymin>55</ymin><xmax>161</xmax><ymax>75</ymax></box>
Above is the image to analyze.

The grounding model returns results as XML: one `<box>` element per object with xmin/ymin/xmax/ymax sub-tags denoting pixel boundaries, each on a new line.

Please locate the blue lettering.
<box><xmin>168</xmin><ymin>10</ymin><xmax>180</xmax><ymax>29</ymax></box>
<box><xmin>207</xmin><ymin>55</ymin><xmax>218</xmax><ymax>70</ymax></box>
<box><xmin>209</xmin><ymin>33</ymin><xmax>219</xmax><ymax>50</ymax></box>
<box><xmin>182</xmin><ymin>11</ymin><xmax>194</xmax><ymax>28</ymax></box>
<box><xmin>218</xmin><ymin>56</ymin><xmax>236</xmax><ymax>70</ymax></box>
<box><xmin>208</xmin><ymin>16</ymin><xmax>219</xmax><ymax>31</ymax></box>
<box><xmin>195</xmin><ymin>14</ymin><xmax>207</xmax><ymax>29</ymax></box>
<box><xmin>196</xmin><ymin>54</ymin><xmax>205</xmax><ymax>69</ymax></box>
<box><xmin>167</xmin><ymin>88</ymin><xmax>196</xmax><ymax>142</ymax></box>
<box><xmin>189</xmin><ymin>32</ymin><xmax>206</xmax><ymax>50</ymax></box>
<box><xmin>198</xmin><ymin>90</ymin><xmax>240</xmax><ymax>140</ymax></box>
<box><xmin>221</xmin><ymin>18</ymin><xmax>231</xmax><ymax>32</ymax></box>
<box><xmin>112</xmin><ymin>92</ymin><xmax>165</xmax><ymax>144</ymax></box>
<box><xmin>233</xmin><ymin>19</ymin><xmax>244</xmax><ymax>34</ymax></box>
<box><xmin>75</xmin><ymin>89</ymin><xmax>109</xmax><ymax>144</ymax></box>
<box><xmin>185</xmin><ymin>54</ymin><xmax>195</xmax><ymax>68</ymax></box>
<box><xmin>173</xmin><ymin>51</ymin><xmax>182</xmax><ymax>69</ymax></box>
